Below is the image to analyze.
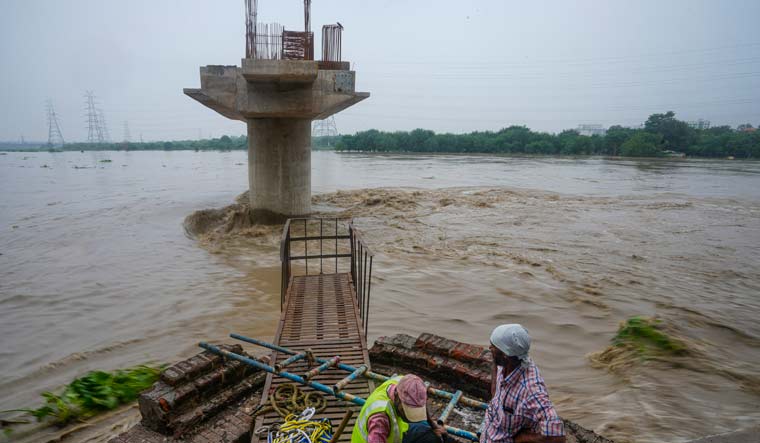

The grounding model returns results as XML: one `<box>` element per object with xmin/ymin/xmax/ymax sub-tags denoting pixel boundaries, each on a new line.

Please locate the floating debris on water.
<box><xmin>0</xmin><ymin>365</ymin><xmax>161</xmax><ymax>431</ymax></box>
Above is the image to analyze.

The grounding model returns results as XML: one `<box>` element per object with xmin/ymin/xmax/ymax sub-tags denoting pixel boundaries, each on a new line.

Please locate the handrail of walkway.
<box><xmin>280</xmin><ymin>218</ymin><xmax>374</xmax><ymax>339</ymax></box>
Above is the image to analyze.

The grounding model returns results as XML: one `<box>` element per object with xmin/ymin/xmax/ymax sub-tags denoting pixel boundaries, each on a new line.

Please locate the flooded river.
<box><xmin>1</xmin><ymin>151</ymin><xmax>759</xmax><ymax>442</ymax></box>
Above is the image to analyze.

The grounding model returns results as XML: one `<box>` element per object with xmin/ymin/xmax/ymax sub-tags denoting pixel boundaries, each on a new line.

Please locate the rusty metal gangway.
<box><xmin>259</xmin><ymin>218</ymin><xmax>373</xmax><ymax>442</ymax></box>
<box><xmin>199</xmin><ymin>218</ymin><xmax>485</xmax><ymax>442</ymax></box>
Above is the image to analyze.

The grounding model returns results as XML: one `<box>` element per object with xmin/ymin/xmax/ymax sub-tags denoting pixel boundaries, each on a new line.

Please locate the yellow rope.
<box><xmin>253</xmin><ymin>383</ymin><xmax>333</xmax><ymax>443</ymax></box>
<box><xmin>273</xmin><ymin>413</ymin><xmax>333</xmax><ymax>443</ymax></box>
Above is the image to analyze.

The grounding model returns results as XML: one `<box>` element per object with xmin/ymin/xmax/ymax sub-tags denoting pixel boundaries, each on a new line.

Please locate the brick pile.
<box><xmin>110</xmin><ymin>344</ymin><xmax>266</xmax><ymax>443</ymax></box>
<box><xmin>369</xmin><ymin>333</ymin><xmax>492</xmax><ymax>399</ymax></box>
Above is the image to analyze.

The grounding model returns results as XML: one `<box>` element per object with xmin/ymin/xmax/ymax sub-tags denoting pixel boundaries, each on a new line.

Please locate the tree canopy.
<box><xmin>336</xmin><ymin>112</ymin><xmax>760</xmax><ymax>158</ymax></box>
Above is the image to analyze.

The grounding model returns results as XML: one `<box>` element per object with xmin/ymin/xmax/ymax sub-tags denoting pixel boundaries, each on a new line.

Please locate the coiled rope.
<box><xmin>270</xmin><ymin>383</ymin><xmax>328</xmax><ymax>417</ymax></box>
<box><xmin>270</xmin><ymin>409</ymin><xmax>333</xmax><ymax>443</ymax></box>
<box><xmin>253</xmin><ymin>384</ymin><xmax>332</xmax><ymax>443</ymax></box>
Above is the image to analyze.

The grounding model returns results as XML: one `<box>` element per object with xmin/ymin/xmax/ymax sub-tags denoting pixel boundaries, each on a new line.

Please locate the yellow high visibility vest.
<box><xmin>351</xmin><ymin>376</ymin><xmax>410</xmax><ymax>443</ymax></box>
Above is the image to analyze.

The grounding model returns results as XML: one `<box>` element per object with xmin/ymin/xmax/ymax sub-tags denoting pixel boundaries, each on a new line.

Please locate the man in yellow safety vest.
<box><xmin>351</xmin><ymin>374</ymin><xmax>444</xmax><ymax>443</ymax></box>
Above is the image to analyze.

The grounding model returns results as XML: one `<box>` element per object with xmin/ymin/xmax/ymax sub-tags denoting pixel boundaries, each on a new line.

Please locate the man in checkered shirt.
<box><xmin>480</xmin><ymin>324</ymin><xmax>565</xmax><ymax>443</ymax></box>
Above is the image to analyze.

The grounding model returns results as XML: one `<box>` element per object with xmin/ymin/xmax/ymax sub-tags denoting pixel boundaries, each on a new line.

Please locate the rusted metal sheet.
<box><xmin>282</xmin><ymin>30</ymin><xmax>314</xmax><ymax>60</ymax></box>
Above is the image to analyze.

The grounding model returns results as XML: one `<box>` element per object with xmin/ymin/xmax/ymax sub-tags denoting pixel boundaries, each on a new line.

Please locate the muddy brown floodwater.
<box><xmin>1</xmin><ymin>151</ymin><xmax>759</xmax><ymax>443</ymax></box>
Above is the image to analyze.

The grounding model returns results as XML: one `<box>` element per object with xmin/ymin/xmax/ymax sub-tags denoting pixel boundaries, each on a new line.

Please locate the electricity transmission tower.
<box><xmin>312</xmin><ymin>116</ymin><xmax>338</xmax><ymax>146</ymax></box>
<box><xmin>98</xmin><ymin>109</ymin><xmax>111</xmax><ymax>142</ymax></box>
<box><xmin>46</xmin><ymin>99</ymin><xmax>65</xmax><ymax>147</ymax></box>
<box><xmin>123</xmin><ymin>121</ymin><xmax>131</xmax><ymax>142</ymax></box>
<box><xmin>122</xmin><ymin>121</ymin><xmax>131</xmax><ymax>150</ymax></box>
<box><xmin>84</xmin><ymin>91</ymin><xmax>109</xmax><ymax>143</ymax></box>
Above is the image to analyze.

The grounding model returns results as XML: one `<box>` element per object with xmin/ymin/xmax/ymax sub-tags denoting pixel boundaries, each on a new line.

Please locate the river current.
<box><xmin>1</xmin><ymin>151</ymin><xmax>759</xmax><ymax>442</ymax></box>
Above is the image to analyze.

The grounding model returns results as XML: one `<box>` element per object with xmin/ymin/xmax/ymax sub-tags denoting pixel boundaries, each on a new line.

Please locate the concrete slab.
<box><xmin>241</xmin><ymin>59</ymin><xmax>318</xmax><ymax>83</ymax></box>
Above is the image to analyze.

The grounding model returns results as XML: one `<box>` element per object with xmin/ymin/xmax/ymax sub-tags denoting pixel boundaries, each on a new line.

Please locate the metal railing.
<box><xmin>280</xmin><ymin>218</ymin><xmax>374</xmax><ymax>337</ymax></box>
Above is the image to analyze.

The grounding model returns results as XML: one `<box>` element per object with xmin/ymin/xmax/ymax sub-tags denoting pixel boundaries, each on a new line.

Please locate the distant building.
<box><xmin>737</xmin><ymin>124</ymin><xmax>756</xmax><ymax>133</ymax></box>
<box><xmin>576</xmin><ymin>124</ymin><xmax>607</xmax><ymax>137</ymax></box>
<box><xmin>687</xmin><ymin>119</ymin><xmax>711</xmax><ymax>130</ymax></box>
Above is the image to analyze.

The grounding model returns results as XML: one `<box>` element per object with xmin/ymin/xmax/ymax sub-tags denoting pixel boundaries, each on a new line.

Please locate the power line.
<box><xmin>46</xmin><ymin>99</ymin><xmax>65</xmax><ymax>147</ymax></box>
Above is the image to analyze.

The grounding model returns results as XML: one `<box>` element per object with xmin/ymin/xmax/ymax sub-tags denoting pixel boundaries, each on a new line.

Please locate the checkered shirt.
<box><xmin>479</xmin><ymin>360</ymin><xmax>564</xmax><ymax>443</ymax></box>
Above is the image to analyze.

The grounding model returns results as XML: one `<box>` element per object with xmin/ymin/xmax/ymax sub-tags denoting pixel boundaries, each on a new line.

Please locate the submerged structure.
<box><xmin>184</xmin><ymin>1</ymin><xmax>369</xmax><ymax>220</ymax></box>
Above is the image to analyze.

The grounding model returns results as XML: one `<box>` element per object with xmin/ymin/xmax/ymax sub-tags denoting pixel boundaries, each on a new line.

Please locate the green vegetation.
<box><xmin>619</xmin><ymin>132</ymin><xmax>662</xmax><ymax>157</ymax></box>
<box><xmin>336</xmin><ymin>112</ymin><xmax>760</xmax><ymax>158</ymax></box>
<box><xmin>62</xmin><ymin>134</ymin><xmax>248</xmax><ymax>152</ymax></box>
<box><xmin>0</xmin><ymin>365</ymin><xmax>161</xmax><ymax>431</ymax></box>
<box><xmin>612</xmin><ymin>316</ymin><xmax>687</xmax><ymax>357</ymax></box>
<box><xmin>4</xmin><ymin>112</ymin><xmax>759</xmax><ymax>158</ymax></box>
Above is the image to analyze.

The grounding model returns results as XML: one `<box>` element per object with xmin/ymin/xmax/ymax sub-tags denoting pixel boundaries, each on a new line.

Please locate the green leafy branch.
<box><xmin>0</xmin><ymin>365</ymin><xmax>161</xmax><ymax>431</ymax></box>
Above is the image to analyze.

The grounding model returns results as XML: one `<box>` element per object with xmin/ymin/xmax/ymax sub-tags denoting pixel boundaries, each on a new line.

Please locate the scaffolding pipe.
<box><xmin>202</xmin><ymin>341</ymin><xmax>480</xmax><ymax>441</ymax></box>
<box><xmin>334</xmin><ymin>365</ymin><xmax>368</xmax><ymax>393</ymax></box>
<box><xmin>199</xmin><ymin>342</ymin><xmax>361</xmax><ymax>404</ymax></box>
<box><xmin>437</xmin><ymin>390</ymin><xmax>462</xmax><ymax>424</ymax></box>
<box><xmin>275</xmin><ymin>352</ymin><xmax>306</xmax><ymax>371</ymax></box>
<box><xmin>305</xmin><ymin>356</ymin><xmax>341</xmax><ymax>380</ymax></box>
<box><xmin>229</xmin><ymin>333</ymin><xmax>487</xmax><ymax>409</ymax></box>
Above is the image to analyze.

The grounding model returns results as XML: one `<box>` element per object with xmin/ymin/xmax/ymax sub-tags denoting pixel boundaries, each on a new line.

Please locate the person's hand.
<box><xmin>431</xmin><ymin>423</ymin><xmax>446</xmax><ymax>438</ymax></box>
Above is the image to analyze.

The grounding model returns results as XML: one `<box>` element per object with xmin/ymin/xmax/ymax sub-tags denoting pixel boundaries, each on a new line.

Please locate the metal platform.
<box><xmin>252</xmin><ymin>219</ymin><xmax>374</xmax><ymax>443</ymax></box>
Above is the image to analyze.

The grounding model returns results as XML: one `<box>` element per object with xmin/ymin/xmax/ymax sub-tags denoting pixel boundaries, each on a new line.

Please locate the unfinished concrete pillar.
<box><xmin>247</xmin><ymin>118</ymin><xmax>311</xmax><ymax>218</ymax></box>
<box><xmin>184</xmin><ymin>60</ymin><xmax>368</xmax><ymax>220</ymax></box>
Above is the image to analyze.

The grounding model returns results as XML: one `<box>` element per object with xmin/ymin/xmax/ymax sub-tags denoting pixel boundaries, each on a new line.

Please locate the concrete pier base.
<box><xmin>184</xmin><ymin>61</ymin><xmax>368</xmax><ymax>219</ymax></box>
<box><xmin>247</xmin><ymin>118</ymin><xmax>311</xmax><ymax>220</ymax></box>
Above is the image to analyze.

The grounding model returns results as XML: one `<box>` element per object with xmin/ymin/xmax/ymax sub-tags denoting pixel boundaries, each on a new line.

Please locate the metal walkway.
<box><xmin>252</xmin><ymin>219</ymin><xmax>374</xmax><ymax>443</ymax></box>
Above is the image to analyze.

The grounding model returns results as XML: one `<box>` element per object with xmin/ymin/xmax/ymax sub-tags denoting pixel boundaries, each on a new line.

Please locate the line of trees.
<box><xmin>336</xmin><ymin>112</ymin><xmax>760</xmax><ymax>158</ymax></box>
<box><xmin>8</xmin><ymin>112</ymin><xmax>759</xmax><ymax>158</ymax></box>
<box><xmin>38</xmin><ymin>135</ymin><xmax>248</xmax><ymax>152</ymax></box>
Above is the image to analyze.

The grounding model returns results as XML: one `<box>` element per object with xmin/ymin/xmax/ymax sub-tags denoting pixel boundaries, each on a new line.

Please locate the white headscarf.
<box><xmin>490</xmin><ymin>324</ymin><xmax>531</xmax><ymax>368</ymax></box>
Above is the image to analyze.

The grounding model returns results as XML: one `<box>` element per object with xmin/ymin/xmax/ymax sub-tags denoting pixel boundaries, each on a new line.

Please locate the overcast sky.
<box><xmin>1</xmin><ymin>0</ymin><xmax>759</xmax><ymax>142</ymax></box>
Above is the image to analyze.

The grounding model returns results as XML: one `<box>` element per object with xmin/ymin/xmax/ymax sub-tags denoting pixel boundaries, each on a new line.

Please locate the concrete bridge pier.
<box><xmin>247</xmin><ymin>118</ymin><xmax>312</xmax><ymax>219</ymax></box>
<box><xmin>184</xmin><ymin>60</ymin><xmax>368</xmax><ymax>221</ymax></box>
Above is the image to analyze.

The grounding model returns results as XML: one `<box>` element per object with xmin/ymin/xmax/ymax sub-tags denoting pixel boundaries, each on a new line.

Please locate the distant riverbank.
<box><xmin>1</xmin><ymin>146</ymin><xmax>753</xmax><ymax>161</ymax></box>
<box><xmin>6</xmin><ymin>111</ymin><xmax>759</xmax><ymax>158</ymax></box>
